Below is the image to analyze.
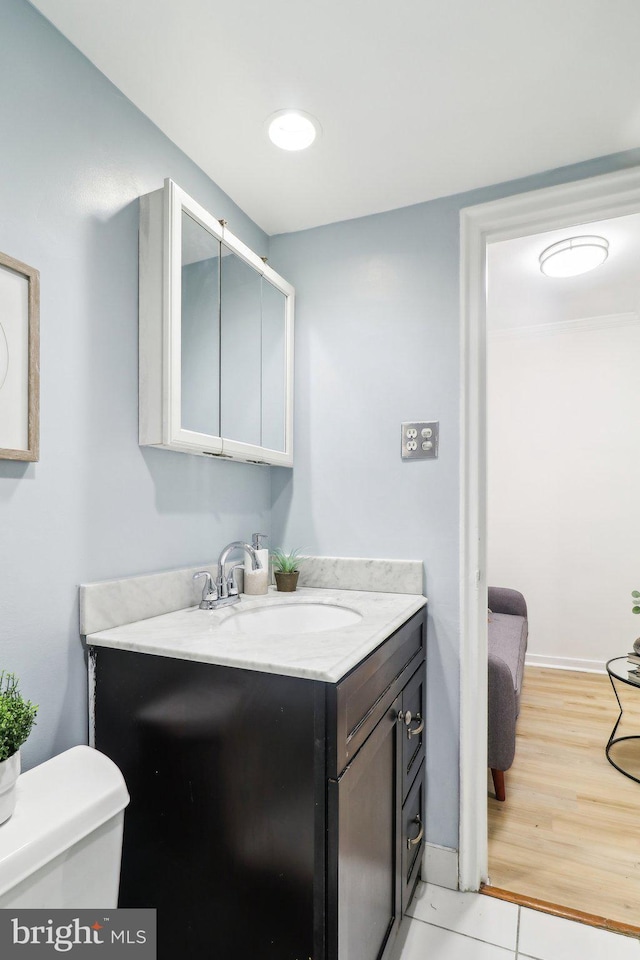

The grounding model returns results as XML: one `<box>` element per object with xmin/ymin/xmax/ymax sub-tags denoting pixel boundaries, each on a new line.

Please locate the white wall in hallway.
<box><xmin>487</xmin><ymin>317</ymin><xmax>640</xmax><ymax>669</ymax></box>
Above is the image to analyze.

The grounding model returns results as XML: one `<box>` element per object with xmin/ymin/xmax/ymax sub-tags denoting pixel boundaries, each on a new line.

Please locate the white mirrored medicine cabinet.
<box><xmin>139</xmin><ymin>179</ymin><xmax>294</xmax><ymax>466</ymax></box>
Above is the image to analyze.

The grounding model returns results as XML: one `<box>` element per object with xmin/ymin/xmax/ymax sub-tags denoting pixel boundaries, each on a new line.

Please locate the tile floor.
<box><xmin>391</xmin><ymin>882</ymin><xmax>640</xmax><ymax>960</ymax></box>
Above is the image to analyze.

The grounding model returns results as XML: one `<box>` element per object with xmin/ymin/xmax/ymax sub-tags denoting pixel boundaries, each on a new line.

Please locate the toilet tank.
<box><xmin>0</xmin><ymin>746</ymin><xmax>129</xmax><ymax>909</ymax></box>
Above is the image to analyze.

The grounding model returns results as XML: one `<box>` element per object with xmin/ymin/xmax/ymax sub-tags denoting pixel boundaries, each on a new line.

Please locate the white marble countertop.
<box><xmin>86</xmin><ymin>586</ymin><xmax>427</xmax><ymax>683</ymax></box>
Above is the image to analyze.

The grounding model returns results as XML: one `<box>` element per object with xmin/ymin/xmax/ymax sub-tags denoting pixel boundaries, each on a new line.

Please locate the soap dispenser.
<box><xmin>244</xmin><ymin>533</ymin><xmax>269</xmax><ymax>595</ymax></box>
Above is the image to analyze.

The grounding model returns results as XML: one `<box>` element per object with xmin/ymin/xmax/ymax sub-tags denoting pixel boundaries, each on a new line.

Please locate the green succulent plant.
<box><xmin>271</xmin><ymin>548</ymin><xmax>304</xmax><ymax>574</ymax></box>
<box><xmin>0</xmin><ymin>672</ymin><xmax>38</xmax><ymax>762</ymax></box>
<box><xmin>633</xmin><ymin>590</ymin><xmax>640</xmax><ymax>615</ymax></box>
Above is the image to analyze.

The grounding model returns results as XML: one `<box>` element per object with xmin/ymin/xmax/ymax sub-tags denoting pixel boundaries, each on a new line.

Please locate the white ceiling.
<box><xmin>29</xmin><ymin>0</ymin><xmax>640</xmax><ymax>235</ymax></box>
<box><xmin>487</xmin><ymin>213</ymin><xmax>640</xmax><ymax>330</ymax></box>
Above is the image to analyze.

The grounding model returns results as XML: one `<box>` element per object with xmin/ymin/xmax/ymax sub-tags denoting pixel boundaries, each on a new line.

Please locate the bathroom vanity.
<box><xmin>87</xmin><ymin>587</ymin><xmax>426</xmax><ymax>960</ymax></box>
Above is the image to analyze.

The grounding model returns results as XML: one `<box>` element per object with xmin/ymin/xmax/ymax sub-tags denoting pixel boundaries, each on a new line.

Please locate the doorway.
<box><xmin>483</xmin><ymin>215</ymin><xmax>640</xmax><ymax>922</ymax></box>
<box><xmin>458</xmin><ymin>166</ymin><xmax>640</xmax><ymax>896</ymax></box>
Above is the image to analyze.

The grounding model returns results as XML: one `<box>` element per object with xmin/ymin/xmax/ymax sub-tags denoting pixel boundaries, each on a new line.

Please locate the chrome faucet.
<box><xmin>216</xmin><ymin>541</ymin><xmax>262</xmax><ymax>601</ymax></box>
<box><xmin>193</xmin><ymin>541</ymin><xmax>263</xmax><ymax>610</ymax></box>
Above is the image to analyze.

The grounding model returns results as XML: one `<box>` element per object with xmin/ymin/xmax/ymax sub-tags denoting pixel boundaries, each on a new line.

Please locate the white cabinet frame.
<box><xmin>139</xmin><ymin>179</ymin><xmax>294</xmax><ymax>466</ymax></box>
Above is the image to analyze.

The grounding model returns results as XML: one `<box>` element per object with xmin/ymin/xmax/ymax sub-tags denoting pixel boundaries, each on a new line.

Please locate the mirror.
<box><xmin>139</xmin><ymin>180</ymin><xmax>294</xmax><ymax>466</ymax></box>
<box><xmin>220</xmin><ymin>246</ymin><xmax>262</xmax><ymax>447</ymax></box>
<box><xmin>219</xmin><ymin>250</ymin><xmax>289</xmax><ymax>454</ymax></box>
<box><xmin>181</xmin><ymin>211</ymin><xmax>220</xmax><ymax>437</ymax></box>
<box><xmin>261</xmin><ymin>277</ymin><xmax>287</xmax><ymax>453</ymax></box>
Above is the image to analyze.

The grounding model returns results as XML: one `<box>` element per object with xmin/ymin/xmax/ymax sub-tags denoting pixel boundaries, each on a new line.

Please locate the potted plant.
<box><xmin>0</xmin><ymin>672</ymin><xmax>38</xmax><ymax>825</ymax></box>
<box><xmin>272</xmin><ymin>549</ymin><xmax>304</xmax><ymax>592</ymax></box>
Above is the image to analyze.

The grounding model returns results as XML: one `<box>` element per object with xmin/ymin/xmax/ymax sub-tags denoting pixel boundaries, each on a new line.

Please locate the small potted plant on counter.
<box><xmin>0</xmin><ymin>672</ymin><xmax>38</xmax><ymax>825</ymax></box>
<box><xmin>272</xmin><ymin>549</ymin><xmax>304</xmax><ymax>592</ymax></box>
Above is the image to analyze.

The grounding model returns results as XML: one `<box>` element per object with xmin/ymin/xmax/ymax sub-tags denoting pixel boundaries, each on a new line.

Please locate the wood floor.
<box><xmin>487</xmin><ymin>666</ymin><xmax>640</xmax><ymax>926</ymax></box>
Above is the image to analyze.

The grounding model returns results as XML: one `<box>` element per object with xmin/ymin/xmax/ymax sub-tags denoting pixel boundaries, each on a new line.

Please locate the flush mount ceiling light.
<box><xmin>539</xmin><ymin>235</ymin><xmax>609</xmax><ymax>278</ymax></box>
<box><xmin>266</xmin><ymin>110</ymin><xmax>320</xmax><ymax>151</ymax></box>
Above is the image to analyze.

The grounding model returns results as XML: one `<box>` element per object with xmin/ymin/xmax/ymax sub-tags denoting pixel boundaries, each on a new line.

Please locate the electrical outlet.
<box><xmin>402</xmin><ymin>421</ymin><xmax>439</xmax><ymax>460</ymax></box>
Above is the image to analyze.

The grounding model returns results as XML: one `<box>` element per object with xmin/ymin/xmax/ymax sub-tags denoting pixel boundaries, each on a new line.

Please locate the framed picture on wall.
<box><xmin>0</xmin><ymin>250</ymin><xmax>39</xmax><ymax>461</ymax></box>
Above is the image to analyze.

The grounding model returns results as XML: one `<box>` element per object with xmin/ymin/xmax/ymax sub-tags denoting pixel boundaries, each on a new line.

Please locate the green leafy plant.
<box><xmin>271</xmin><ymin>548</ymin><xmax>304</xmax><ymax>574</ymax></box>
<box><xmin>633</xmin><ymin>590</ymin><xmax>640</xmax><ymax>615</ymax></box>
<box><xmin>0</xmin><ymin>672</ymin><xmax>38</xmax><ymax>762</ymax></box>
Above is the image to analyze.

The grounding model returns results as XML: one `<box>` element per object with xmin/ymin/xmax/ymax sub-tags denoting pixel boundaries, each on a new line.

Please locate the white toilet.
<box><xmin>0</xmin><ymin>745</ymin><xmax>130</xmax><ymax>908</ymax></box>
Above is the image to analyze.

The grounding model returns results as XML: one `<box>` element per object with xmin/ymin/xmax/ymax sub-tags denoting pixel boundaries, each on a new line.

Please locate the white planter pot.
<box><xmin>0</xmin><ymin>751</ymin><xmax>21</xmax><ymax>825</ymax></box>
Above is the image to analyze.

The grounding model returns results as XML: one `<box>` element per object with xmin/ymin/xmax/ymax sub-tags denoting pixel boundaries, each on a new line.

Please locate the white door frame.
<box><xmin>458</xmin><ymin>165</ymin><xmax>640</xmax><ymax>891</ymax></box>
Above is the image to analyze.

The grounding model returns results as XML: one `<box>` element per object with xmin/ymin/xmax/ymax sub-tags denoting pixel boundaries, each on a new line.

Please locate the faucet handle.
<box><xmin>252</xmin><ymin>532</ymin><xmax>268</xmax><ymax>550</ymax></box>
<box><xmin>226</xmin><ymin>562</ymin><xmax>244</xmax><ymax>597</ymax></box>
<box><xmin>193</xmin><ymin>571</ymin><xmax>218</xmax><ymax>609</ymax></box>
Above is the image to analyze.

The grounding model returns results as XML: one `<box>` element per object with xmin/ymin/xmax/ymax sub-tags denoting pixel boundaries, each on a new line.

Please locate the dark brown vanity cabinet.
<box><xmin>92</xmin><ymin>607</ymin><xmax>426</xmax><ymax>960</ymax></box>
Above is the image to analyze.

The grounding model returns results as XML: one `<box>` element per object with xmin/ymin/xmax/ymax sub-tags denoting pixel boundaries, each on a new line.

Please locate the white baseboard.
<box><xmin>423</xmin><ymin>842</ymin><xmax>459</xmax><ymax>890</ymax></box>
<box><xmin>525</xmin><ymin>652</ymin><xmax>606</xmax><ymax>674</ymax></box>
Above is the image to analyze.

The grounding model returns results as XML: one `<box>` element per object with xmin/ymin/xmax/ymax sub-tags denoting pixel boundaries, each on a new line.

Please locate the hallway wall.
<box><xmin>488</xmin><ymin>318</ymin><xmax>640</xmax><ymax>669</ymax></box>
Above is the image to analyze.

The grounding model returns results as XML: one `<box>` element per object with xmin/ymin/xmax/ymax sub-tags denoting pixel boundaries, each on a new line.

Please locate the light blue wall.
<box><xmin>269</xmin><ymin>148</ymin><xmax>640</xmax><ymax>848</ymax></box>
<box><xmin>0</xmin><ymin>0</ymin><xmax>272</xmax><ymax>770</ymax></box>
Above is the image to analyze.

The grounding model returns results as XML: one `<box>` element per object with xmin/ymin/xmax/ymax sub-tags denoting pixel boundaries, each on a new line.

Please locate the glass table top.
<box><xmin>607</xmin><ymin>656</ymin><xmax>640</xmax><ymax>686</ymax></box>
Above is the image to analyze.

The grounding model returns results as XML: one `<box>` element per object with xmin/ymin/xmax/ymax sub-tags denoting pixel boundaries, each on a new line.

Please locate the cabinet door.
<box><xmin>327</xmin><ymin>695</ymin><xmax>402</xmax><ymax>960</ymax></box>
<box><xmin>139</xmin><ymin>182</ymin><xmax>225</xmax><ymax>455</ymax></box>
<box><xmin>95</xmin><ymin>649</ymin><xmax>320</xmax><ymax>959</ymax></box>
<box><xmin>219</xmin><ymin>252</ymin><xmax>291</xmax><ymax>460</ymax></box>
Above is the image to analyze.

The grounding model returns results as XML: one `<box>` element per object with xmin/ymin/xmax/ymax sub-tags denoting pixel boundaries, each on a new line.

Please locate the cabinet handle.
<box><xmin>407</xmin><ymin>714</ymin><xmax>424</xmax><ymax>740</ymax></box>
<box><xmin>397</xmin><ymin>710</ymin><xmax>424</xmax><ymax>739</ymax></box>
<box><xmin>407</xmin><ymin>815</ymin><xmax>424</xmax><ymax>849</ymax></box>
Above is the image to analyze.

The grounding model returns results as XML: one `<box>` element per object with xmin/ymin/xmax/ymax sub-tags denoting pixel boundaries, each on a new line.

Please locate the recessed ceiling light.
<box><xmin>267</xmin><ymin>110</ymin><xmax>320</xmax><ymax>151</ymax></box>
<box><xmin>539</xmin><ymin>235</ymin><xmax>609</xmax><ymax>278</ymax></box>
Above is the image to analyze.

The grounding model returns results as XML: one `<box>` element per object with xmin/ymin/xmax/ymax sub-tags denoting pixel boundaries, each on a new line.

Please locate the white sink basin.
<box><xmin>221</xmin><ymin>601</ymin><xmax>362</xmax><ymax>637</ymax></box>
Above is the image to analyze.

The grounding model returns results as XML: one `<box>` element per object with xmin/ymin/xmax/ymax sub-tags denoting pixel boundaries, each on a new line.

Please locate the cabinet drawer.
<box><xmin>327</xmin><ymin>609</ymin><xmax>426</xmax><ymax>778</ymax></box>
<box><xmin>401</xmin><ymin>665</ymin><xmax>426</xmax><ymax>801</ymax></box>
<box><xmin>401</xmin><ymin>760</ymin><xmax>425</xmax><ymax>915</ymax></box>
